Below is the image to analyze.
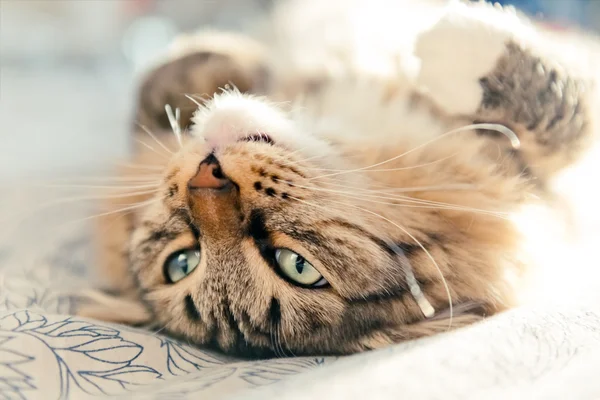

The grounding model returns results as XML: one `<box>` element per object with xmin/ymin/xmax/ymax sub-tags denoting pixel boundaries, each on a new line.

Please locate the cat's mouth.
<box><xmin>241</xmin><ymin>133</ymin><xmax>274</xmax><ymax>145</ymax></box>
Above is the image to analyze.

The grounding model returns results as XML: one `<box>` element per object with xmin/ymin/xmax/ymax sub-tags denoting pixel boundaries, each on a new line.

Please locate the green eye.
<box><xmin>165</xmin><ymin>248</ymin><xmax>201</xmax><ymax>283</ymax></box>
<box><xmin>274</xmin><ymin>249</ymin><xmax>327</xmax><ymax>287</ymax></box>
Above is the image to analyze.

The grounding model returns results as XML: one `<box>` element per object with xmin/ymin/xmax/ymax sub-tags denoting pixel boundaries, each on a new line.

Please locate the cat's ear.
<box><xmin>75</xmin><ymin>289</ymin><xmax>152</xmax><ymax>326</ymax></box>
<box><xmin>133</xmin><ymin>30</ymin><xmax>271</xmax><ymax>134</ymax></box>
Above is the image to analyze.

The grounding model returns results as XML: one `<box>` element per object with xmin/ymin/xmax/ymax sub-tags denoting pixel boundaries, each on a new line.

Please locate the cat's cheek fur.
<box><xmin>415</xmin><ymin>1</ymin><xmax>536</xmax><ymax>116</ymax></box>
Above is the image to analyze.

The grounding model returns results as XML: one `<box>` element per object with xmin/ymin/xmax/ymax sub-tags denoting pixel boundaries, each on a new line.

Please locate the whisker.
<box><xmin>137</xmin><ymin>123</ymin><xmax>175</xmax><ymax>155</ymax></box>
<box><xmin>65</xmin><ymin>196</ymin><xmax>163</xmax><ymax>225</ymax></box>
<box><xmin>309</xmin><ymin>123</ymin><xmax>519</xmax><ymax>181</ymax></box>
<box><xmin>185</xmin><ymin>93</ymin><xmax>204</xmax><ymax>108</ymax></box>
<box><xmin>302</xmin><ymin>153</ymin><xmax>459</xmax><ymax>173</ymax></box>
<box><xmin>165</xmin><ymin>104</ymin><xmax>183</xmax><ymax>148</ymax></box>
<box><xmin>279</xmin><ymin>324</ymin><xmax>296</xmax><ymax>358</ymax></box>
<box><xmin>46</xmin><ymin>175</ymin><xmax>162</xmax><ymax>183</ymax></box>
<box><xmin>270</xmin><ymin>327</ymin><xmax>281</xmax><ymax>358</ymax></box>
<box><xmin>276</xmin><ymin>324</ymin><xmax>290</xmax><ymax>358</ymax></box>
<box><xmin>116</xmin><ymin>162</ymin><xmax>164</xmax><ymax>171</ymax></box>
<box><xmin>135</xmin><ymin>138</ymin><xmax>170</xmax><ymax>160</ymax></box>
<box><xmin>36</xmin><ymin>183</ymin><xmax>160</xmax><ymax>190</ymax></box>
<box><xmin>0</xmin><ymin>189</ymin><xmax>160</xmax><ymax>235</ymax></box>
<box><xmin>279</xmin><ymin>180</ymin><xmax>506</xmax><ymax>218</ymax></box>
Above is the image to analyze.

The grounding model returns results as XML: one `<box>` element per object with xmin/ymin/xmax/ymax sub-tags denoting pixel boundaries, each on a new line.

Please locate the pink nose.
<box><xmin>188</xmin><ymin>154</ymin><xmax>230</xmax><ymax>190</ymax></box>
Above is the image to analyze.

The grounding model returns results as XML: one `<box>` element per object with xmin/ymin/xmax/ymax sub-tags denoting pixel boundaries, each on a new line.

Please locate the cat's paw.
<box><xmin>415</xmin><ymin>1</ymin><xmax>537</xmax><ymax>115</ymax></box>
<box><xmin>135</xmin><ymin>31</ymin><xmax>270</xmax><ymax>132</ymax></box>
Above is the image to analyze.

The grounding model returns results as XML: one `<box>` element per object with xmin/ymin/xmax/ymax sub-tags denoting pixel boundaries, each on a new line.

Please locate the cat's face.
<box><xmin>109</xmin><ymin>91</ymin><xmax>526</xmax><ymax>357</ymax></box>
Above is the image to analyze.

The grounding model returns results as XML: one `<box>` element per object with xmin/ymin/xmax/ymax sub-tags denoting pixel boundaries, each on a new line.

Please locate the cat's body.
<box><xmin>80</xmin><ymin>0</ymin><xmax>598</xmax><ymax>357</ymax></box>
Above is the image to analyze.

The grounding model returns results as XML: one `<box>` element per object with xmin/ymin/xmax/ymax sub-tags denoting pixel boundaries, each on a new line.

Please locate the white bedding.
<box><xmin>2</xmin><ymin>188</ymin><xmax>600</xmax><ymax>400</ymax></box>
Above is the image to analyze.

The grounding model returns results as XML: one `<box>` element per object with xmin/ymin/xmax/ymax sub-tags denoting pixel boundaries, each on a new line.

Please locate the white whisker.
<box><xmin>185</xmin><ymin>94</ymin><xmax>204</xmax><ymax>108</ymax></box>
<box><xmin>135</xmin><ymin>138</ymin><xmax>170</xmax><ymax>160</ymax></box>
<box><xmin>37</xmin><ymin>183</ymin><xmax>160</xmax><ymax>190</ymax></box>
<box><xmin>304</xmin><ymin>153</ymin><xmax>459</xmax><ymax>173</ymax></box>
<box><xmin>66</xmin><ymin>197</ymin><xmax>162</xmax><ymax>225</ymax></box>
<box><xmin>116</xmin><ymin>162</ymin><xmax>164</xmax><ymax>171</ymax></box>
<box><xmin>279</xmin><ymin>180</ymin><xmax>506</xmax><ymax>218</ymax></box>
<box><xmin>137</xmin><ymin>123</ymin><xmax>175</xmax><ymax>155</ymax></box>
<box><xmin>309</xmin><ymin>123</ymin><xmax>519</xmax><ymax>181</ymax></box>
<box><xmin>45</xmin><ymin>175</ymin><xmax>162</xmax><ymax>184</ymax></box>
<box><xmin>165</xmin><ymin>104</ymin><xmax>183</xmax><ymax>148</ymax></box>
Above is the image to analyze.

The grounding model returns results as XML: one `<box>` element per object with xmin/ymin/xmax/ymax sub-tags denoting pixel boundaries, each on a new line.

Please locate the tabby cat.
<box><xmin>78</xmin><ymin>0</ymin><xmax>598</xmax><ymax>357</ymax></box>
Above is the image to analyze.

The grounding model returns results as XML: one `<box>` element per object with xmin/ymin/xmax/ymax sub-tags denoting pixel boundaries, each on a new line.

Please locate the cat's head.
<box><xmin>83</xmin><ymin>89</ymin><xmax>528</xmax><ymax>357</ymax></box>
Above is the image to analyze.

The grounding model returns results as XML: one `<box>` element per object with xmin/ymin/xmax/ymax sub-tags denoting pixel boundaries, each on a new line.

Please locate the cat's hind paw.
<box><xmin>415</xmin><ymin>1</ymin><xmax>537</xmax><ymax>116</ymax></box>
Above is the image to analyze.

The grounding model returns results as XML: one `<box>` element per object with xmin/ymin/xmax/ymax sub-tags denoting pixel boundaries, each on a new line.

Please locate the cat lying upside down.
<box><xmin>78</xmin><ymin>0</ymin><xmax>598</xmax><ymax>357</ymax></box>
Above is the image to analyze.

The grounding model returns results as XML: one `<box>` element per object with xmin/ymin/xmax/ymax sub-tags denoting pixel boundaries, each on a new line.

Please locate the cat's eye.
<box><xmin>164</xmin><ymin>248</ymin><xmax>201</xmax><ymax>283</ymax></box>
<box><xmin>274</xmin><ymin>249</ymin><xmax>327</xmax><ymax>287</ymax></box>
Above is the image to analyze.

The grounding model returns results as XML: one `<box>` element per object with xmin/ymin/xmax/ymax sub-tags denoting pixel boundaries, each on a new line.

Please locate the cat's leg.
<box><xmin>134</xmin><ymin>30</ymin><xmax>271</xmax><ymax>133</ymax></box>
<box><xmin>415</xmin><ymin>1</ymin><xmax>597</xmax><ymax>182</ymax></box>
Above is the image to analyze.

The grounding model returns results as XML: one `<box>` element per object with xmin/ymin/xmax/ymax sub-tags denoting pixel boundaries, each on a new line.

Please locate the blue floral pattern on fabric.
<box><xmin>3</xmin><ymin>187</ymin><xmax>600</xmax><ymax>399</ymax></box>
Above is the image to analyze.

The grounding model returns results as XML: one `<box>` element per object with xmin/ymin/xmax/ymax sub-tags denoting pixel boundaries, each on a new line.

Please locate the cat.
<box><xmin>77</xmin><ymin>0</ymin><xmax>598</xmax><ymax>357</ymax></box>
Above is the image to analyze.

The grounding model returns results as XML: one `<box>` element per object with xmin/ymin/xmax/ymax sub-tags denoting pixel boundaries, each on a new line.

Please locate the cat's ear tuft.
<box><xmin>74</xmin><ymin>289</ymin><xmax>152</xmax><ymax>326</ymax></box>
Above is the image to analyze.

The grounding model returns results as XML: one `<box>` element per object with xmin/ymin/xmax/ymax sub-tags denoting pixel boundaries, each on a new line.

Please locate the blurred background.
<box><xmin>0</xmin><ymin>0</ymin><xmax>273</xmax><ymax>180</ymax></box>
<box><xmin>0</xmin><ymin>0</ymin><xmax>599</xmax><ymax>181</ymax></box>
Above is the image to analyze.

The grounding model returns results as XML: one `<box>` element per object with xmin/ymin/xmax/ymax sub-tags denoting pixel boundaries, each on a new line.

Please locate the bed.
<box><xmin>1</xmin><ymin>185</ymin><xmax>600</xmax><ymax>400</ymax></box>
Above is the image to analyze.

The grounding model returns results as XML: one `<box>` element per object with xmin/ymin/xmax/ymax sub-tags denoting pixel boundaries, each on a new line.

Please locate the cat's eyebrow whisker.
<box><xmin>137</xmin><ymin>123</ymin><xmax>175</xmax><ymax>155</ymax></box>
<box><xmin>288</xmin><ymin>195</ymin><xmax>453</xmax><ymax>330</ymax></box>
<box><xmin>309</xmin><ymin>123</ymin><xmax>519</xmax><ymax>181</ymax></box>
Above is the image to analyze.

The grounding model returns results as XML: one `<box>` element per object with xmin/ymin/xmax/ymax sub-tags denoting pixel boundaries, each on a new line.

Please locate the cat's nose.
<box><xmin>188</xmin><ymin>154</ymin><xmax>231</xmax><ymax>191</ymax></box>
